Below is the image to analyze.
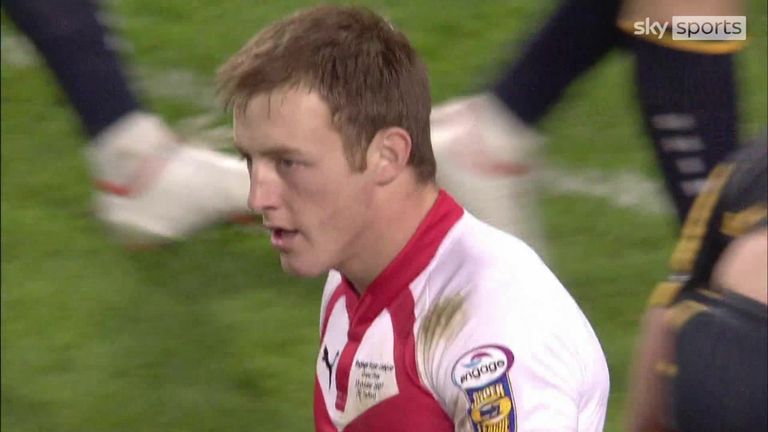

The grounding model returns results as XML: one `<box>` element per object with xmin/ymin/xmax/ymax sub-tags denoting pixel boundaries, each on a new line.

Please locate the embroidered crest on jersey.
<box><xmin>452</xmin><ymin>345</ymin><xmax>516</xmax><ymax>432</ymax></box>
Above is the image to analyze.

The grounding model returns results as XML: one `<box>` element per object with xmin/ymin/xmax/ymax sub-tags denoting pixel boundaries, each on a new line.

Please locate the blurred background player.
<box><xmin>432</xmin><ymin>0</ymin><xmax>743</xmax><ymax>252</ymax></box>
<box><xmin>626</xmin><ymin>133</ymin><xmax>767</xmax><ymax>432</ymax></box>
<box><xmin>2</xmin><ymin>0</ymin><xmax>251</xmax><ymax>246</ymax></box>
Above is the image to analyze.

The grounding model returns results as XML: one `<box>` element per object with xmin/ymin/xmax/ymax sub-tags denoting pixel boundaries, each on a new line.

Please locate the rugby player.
<box><xmin>432</xmin><ymin>0</ymin><xmax>744</xmax><ymax>248</ymax></box>
<box><xmin>627</xmin><ymin>135</ymin><xmax>767</xmax><ymax>432</ymax></box>
<box><xmin>218</xmin><ymin>5</ymin><xmax>609</xmax><ymax>431</ymax></box>
<box><xmin>3</xmin><ymin>0</ymin><xmax>252</xmax><ymax>245</ymax></box>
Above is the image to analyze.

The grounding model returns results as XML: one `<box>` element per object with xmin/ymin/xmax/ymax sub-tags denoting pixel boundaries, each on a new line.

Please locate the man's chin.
<box><xmin>280</xmin><ymin>257</ymin><xmax>328</xmax><ymax>278</ymax></box>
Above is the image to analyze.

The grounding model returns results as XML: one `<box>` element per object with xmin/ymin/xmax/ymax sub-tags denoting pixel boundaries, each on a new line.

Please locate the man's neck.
<box><xmin>342</xmin><ymin>182</ymin><xmax>440</xmax><ymax>294</ymax></box>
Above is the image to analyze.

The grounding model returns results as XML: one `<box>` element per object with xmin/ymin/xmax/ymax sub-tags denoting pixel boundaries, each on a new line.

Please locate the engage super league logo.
<box><xmin>452</xmin><ymin>345</ymin><xmax>513</xmax><ymax>389</ymax></box>
<box><xmin>452</xmin><ymin>345</ymin><xmax>517</xmax><ymax>432</ymax></box>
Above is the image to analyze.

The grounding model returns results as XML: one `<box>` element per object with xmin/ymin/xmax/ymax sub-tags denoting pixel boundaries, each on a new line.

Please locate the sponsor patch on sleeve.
<box><xmin>451</xmin><ymin>345</ymin><xmax>516</xmax><ymax>432</ymax></box>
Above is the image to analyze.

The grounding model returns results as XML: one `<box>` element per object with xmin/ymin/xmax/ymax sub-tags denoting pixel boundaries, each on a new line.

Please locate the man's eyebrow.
<box><xmin>234</xmin><ymin>141</ymin><xmax>304</xmax><ymax>158</ymax></box>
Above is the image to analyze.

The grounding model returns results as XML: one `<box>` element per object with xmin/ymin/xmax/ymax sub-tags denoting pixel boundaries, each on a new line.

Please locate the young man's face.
<box><xmin>234</xmin><ymin>87</ymin><xmax>376</xmax><ymax>277</ymax></box>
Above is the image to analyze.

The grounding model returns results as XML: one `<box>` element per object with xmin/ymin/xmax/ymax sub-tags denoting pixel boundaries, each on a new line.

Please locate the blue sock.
<box><xmin>4</xmin><ymin>0</ymin><xmax>141</xmax><ymax>138</ymax></box>
<box><xmin>632</xmin><ymin>38</ymin><xmax>738</xmax><ymax>222</ymax></box>
<box><xmin>492</xmin><ymin>0</ymin><xmax>624</xmax><ymax>125</ymax></box>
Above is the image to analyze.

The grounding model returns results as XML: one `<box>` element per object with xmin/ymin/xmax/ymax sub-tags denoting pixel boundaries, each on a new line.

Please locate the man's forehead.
<box><xmin>232</xmin><ymin>124</ymin><xmax>304</xmax><ymax>156</ymax></box>
<box><xmin>240</xmin><ymin>86</ymin><xmax>330</xmax><ymax>120</ymax></box>
<box><xmin>233</xmin><ymin>88</ymin><xmax>343</xmax><ymax>157</ymax></box>
<box><xmin>234</xmin><ymin>89</ymin><xmax>336</xmax><ymax>140</ymax></box>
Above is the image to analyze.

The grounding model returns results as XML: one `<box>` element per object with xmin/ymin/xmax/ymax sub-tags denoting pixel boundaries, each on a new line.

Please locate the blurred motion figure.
<box><xmin>627</xmin><ymin>134</ymin><xmax>767</xmax><ymax>432</ymax></box>
<box><xmin>432</xmin><ymin>0</ymin><xmax>744</xmax><ymax>251</ymax></box>
<box><xmin>2</xmin><ymin>0</ymin><xmax>252</xmax><ymax>245</ymax></box>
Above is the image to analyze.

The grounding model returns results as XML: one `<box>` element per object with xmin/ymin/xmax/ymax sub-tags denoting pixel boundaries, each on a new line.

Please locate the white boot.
<box><xmin>431</xmin><ymin>93</ymin><xmax>548</xmax><ymax>254</ymax></box>
<box><xmin>87</xmin><ymin>111</ymin><xmax>252</xmax><ymax>246</ymax></box>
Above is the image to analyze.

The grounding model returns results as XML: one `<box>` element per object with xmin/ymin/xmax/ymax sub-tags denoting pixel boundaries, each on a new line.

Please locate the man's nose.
<box><xmin>248</xmin><ymin>164</ymin><xmax>279</xmax><ymax>213</ymax></box>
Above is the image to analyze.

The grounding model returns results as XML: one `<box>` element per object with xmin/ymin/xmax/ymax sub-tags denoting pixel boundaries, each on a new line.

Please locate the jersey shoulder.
<box><xmin>720</xmin><ymin>141</ymin><xmax>767</xmax><ymax>215</ymax></box>
<box><xmin>429</xmin><ymin>213</ymin><xmax>565</xmax><ymax>304</ymax></box>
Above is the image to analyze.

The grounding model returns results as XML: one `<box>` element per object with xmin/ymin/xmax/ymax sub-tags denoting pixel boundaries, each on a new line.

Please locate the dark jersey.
<box><xmin>647</xmin><ymin>139</ymin><xmax>767</xmax><ymax>432</ymax></box>
<box><xmin>649</xmin><ymin>140</ymin><xmax>767</xmax><ymax>307</ymax></box>
<box><xmin>672</xmin><ymin>290</ymin><xmax>767</xmax><ymax>432</ymax></box>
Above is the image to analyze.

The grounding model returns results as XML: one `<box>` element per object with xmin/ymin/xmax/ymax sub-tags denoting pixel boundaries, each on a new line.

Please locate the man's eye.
<box><xmin>278</xmin><ymin>158</ymin><xmax>297</xmax><ymax>168</ymax></box>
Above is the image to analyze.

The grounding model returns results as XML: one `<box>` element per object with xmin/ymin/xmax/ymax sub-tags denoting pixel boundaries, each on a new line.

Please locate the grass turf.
<box><xmin>2</xmin><ymin>1</ymin><xmax>766</xmax><ymax>430</ymax></box>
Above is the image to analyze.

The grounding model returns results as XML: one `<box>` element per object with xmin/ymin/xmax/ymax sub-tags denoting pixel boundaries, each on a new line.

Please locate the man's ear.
<box><xmin>368</xmin><ymin>127</ymin><xmax>412</xmax><ymax>185</ymax></box>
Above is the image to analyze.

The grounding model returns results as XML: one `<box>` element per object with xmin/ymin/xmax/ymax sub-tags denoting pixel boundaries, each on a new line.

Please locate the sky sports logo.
<box><xmin>634</xmin><ymin>16</ymin><xmax>746</xmax><ymax>41</ymax></box>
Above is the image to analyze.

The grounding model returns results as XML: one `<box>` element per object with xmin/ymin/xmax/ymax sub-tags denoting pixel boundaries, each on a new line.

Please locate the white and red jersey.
<box><xmin>314</xmin><ymin>191</ymin><xmax>609</xmax><ymax>432</ymax></box>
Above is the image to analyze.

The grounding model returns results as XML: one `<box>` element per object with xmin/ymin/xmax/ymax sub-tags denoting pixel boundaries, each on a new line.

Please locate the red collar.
<box><xmin>341</xmin><ymin>189</ymin><xmax>464</xmax><ymax>326</ymax></box>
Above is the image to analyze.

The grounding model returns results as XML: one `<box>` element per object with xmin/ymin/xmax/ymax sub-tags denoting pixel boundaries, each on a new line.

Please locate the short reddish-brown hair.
<box><xmin>216</xmin><ymin>5</ymin><xmax>435</xmax><ymax>182</ymax></box>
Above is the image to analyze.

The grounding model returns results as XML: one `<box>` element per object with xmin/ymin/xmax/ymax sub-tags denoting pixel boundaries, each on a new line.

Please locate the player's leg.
<box><xmin>630</xmin><ymin>43</ymin><xmax>737</xmax><ymax>222</ymax></box>
<box><xmin>619</xmin><ymin>0</ymin><xmax>743</xmax><ymax>223</ymax></box>
<box><xmin>431</xmin><ymin>0</ymin><xmax>623</xmax><ymax>253</ymax></box>
<box><xmin>493</xmin><ymin>0</ymin><xmax>624</xmax><ymax>126</ymax></box>
<box><xmin>2</xmin><ymin>0</ymin><xmax>139</xmax><ymax>138</ymax></box>
<box><xmin>3</xmin><ymin>0</ymin><xmax>252</xmax><ymax>245</ymax></box>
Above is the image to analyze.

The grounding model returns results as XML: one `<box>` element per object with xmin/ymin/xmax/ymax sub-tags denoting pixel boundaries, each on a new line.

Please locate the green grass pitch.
<box><xmin>2</xmin><ymin>1</ymin><xmax>765</xmax><ymax>430</ymax></box>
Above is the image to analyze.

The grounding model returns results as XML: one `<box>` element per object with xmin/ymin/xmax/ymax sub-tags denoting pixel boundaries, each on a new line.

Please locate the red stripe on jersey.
<box><xmin>388</xmin><ymin>289</ymin><xmax>440</xmax><ymax>400</ymax></box>
<box><xmin>331</xmin><ymin>190</ymin><xmax>463</xmax><ymax>413</ymax></box>
<box><xmin>338</xmin><ymin>289</ymin><xmax>454</xmax><ymax>431</ymax></box>
<box><xmin>346</xmin><ymin>190</ymin><xmax>463</xmax><ymax>328</ymax></box>
<box><xmin>343</xmin><ymin>286</ymin><xmax>358</xmax><ymax>317</ymax></box>
<box><xmin>314</xmin><ymin>377</ymin><xmax>338</xmax><ymax>432</ymax></box>
<box><xmin>321</xmin><ymin>283</ymin><xmax>361</xmax><ymax>412</ymax></box>
<box><xmin>334</xmin><ymin>336</ymin><xmax>361</xmax><ymax>410</ymax></box>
